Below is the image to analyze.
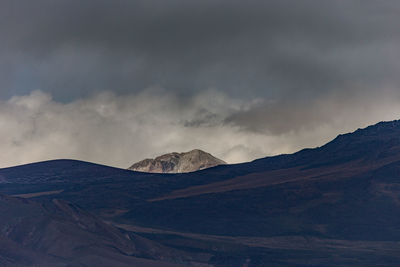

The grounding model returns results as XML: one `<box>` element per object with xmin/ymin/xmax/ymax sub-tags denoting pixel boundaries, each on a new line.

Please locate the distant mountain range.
<box><xmin>1</xmin><ymin>120</ymin><xmax>400</xmax><ymax>266</ymax></box>
<box><xmin>128</xmin><ymin>149</ymin><xmax>226</xmax><ymax>173</ymax></box>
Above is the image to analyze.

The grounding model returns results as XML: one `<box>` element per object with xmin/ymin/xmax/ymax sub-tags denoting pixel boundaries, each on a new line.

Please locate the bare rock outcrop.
<box><xmin>128</xmin><ymin>149</ymin><xmax>226</xmax><ymax>173</ymax></box>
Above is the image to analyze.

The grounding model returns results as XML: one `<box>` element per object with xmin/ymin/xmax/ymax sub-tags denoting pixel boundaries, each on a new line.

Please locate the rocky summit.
<box><xmin>128</xmin><ymin>149</ymin><xmax>226</xmax><ymax>173</ymax></box>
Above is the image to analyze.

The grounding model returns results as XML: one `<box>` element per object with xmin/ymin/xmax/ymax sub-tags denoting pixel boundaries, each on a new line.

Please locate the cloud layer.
<box><xmin>1</xmin><ymin>90</ymin><xmax>400</xmax><ymax>168</ymax></box>
<box><xmin>1</xmin><ymin>1</ymin><xmax>400</xmax><ymax>167</ymax></box>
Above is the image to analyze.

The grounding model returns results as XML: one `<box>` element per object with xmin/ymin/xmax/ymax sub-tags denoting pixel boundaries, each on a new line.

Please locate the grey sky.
<box><xmin>0</xmin><ymin>0</ymin><xmax>400</xmax><ymax>167</ymax></box>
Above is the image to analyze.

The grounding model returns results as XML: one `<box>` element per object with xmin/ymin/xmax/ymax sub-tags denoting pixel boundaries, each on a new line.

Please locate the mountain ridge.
<box><xmin>1</xmin><ymin>120</ymin><xmax>400</xmax><ymax>265</ymax></box>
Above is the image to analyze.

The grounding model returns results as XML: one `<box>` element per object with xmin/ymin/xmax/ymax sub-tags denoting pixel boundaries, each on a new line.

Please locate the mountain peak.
<box><xmin>128</xmin><ymin>149</ymin><xmax>226</xmax><ymax>173</ymax></box>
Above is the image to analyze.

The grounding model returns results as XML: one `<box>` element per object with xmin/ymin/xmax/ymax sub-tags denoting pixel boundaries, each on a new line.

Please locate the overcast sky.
<box><xmin>1</xmin><ymin>0</ymin><xmax>400</xmax><ymax>168</ymax></box>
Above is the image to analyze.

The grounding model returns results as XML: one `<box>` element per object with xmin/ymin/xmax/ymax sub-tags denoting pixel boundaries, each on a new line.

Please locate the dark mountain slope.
<box><xmin>1</xmin><ymin>120</ymin><xmax>400</xmax><ymax>265</ymax></box>
<box><xmin>0</xmin><ymin>194</ymin><xmax>204</xmax><ymax>266</ymax></box>
<box><xmin>0</xmin><ymin>159</ymin><xmax>142</xmax><ymax>184</ymax></box>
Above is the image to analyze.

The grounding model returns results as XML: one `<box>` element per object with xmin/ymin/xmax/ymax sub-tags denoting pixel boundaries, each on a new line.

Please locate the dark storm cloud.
<box><xmin>1</xmin><ymin>0</ymin><xmax>400</xmax><ymax>101</ymax></box>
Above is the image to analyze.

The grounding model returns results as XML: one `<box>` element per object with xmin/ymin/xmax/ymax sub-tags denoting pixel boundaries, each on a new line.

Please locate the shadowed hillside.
<box><xmin>1</xmin><ymin>120</ymin><xmax>400</xmax><ymax>266</ymax></box>
<box><xmin>0</xmin><ymin>194</ymin><xmax>205</xmax><ymax>266</ymax></box>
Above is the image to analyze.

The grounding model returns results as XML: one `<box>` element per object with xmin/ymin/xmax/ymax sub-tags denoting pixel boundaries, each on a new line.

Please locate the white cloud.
<box><xmin>1</xmin><ymin>89</ymin><xmax>400</xmax><ymax>168</ymax></box>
